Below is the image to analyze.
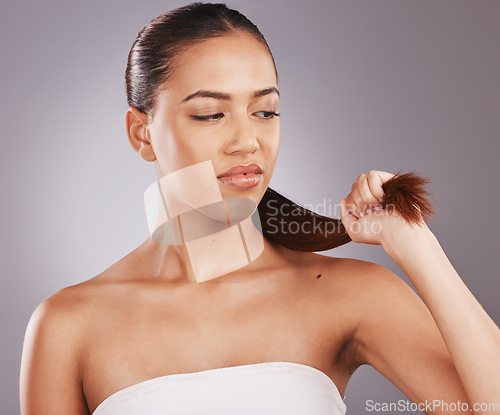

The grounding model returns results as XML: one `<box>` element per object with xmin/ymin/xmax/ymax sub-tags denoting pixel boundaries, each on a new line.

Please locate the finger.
<box><xmin>341</xmin><ymin>197</ymin><xmax>358</xmax><ymax>223</ymax></box>
<box><xmin>349</xmin><ymin>191</ymin><xmax>364</xmax><ymax>218</ymax></box>
<box><xmin>344</xmin><ymin>194</ymin><xmax>361</xmax><ymax>219</ymax></box>
<box><xmin>356</xmin><ymin>174</ymin><xmax>381</xmax><ymax>213</ymax></box>
<box><xmin>368</xmin><ymin>170</ymin><xmax>395</xmax><ymax>182</ymax></box>
<box><xmin>367</xmin><ymin>170</ymin><xmax>395</xmax><ymax>202</ymax></box>
<box><xmin>340</xmin><ymin>198</ymin><xmax>356</xmax><ymax>230</ymax></box>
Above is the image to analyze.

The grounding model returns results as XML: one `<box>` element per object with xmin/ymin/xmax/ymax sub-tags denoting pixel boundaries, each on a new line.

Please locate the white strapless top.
<box><xmin>92</xmin><ymin>361</ymin><xmax>346</xmax><ymax>415</ymax></box>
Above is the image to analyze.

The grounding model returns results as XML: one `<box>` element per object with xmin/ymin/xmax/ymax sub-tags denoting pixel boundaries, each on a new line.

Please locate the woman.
<box><xmin>20</xmin><ymin>3</ymin><xmax>500</xmax><ymax>414</ymax></box>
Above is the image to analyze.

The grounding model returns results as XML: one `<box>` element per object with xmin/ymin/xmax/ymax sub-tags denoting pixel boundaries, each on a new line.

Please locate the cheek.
<box><xmin>260</xmin><ymin>126</ymin><xmax>280</xmax><ymax>182</ymax></box>
<box><xmin>152</xmin><ymin>121</ymin><xmax>210</xmax><ymax>174</ymax></box>
<box><xmin>261</xmin><ymin>124</ymin><xmax>280</xmax><ymax>157</ymax></box>
<box><xmin>168</xmin><ymin>118</ymin><xmax>224</xmax><ymax>166</ymax></box>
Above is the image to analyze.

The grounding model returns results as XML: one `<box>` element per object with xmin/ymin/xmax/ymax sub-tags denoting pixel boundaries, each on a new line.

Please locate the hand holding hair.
<box><xmin>340</xmin><ymin>170</ymin><xmax>435</xmax><ymax>245</ymax></box>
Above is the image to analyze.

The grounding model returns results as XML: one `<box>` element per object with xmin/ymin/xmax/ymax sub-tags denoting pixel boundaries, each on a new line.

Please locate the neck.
<box><xmin>139</xmin><ymin>231</ymin><xmax>286</xmax><ymax>284</ymax></box>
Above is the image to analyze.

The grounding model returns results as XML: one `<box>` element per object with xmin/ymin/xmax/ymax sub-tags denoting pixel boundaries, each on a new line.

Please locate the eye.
<box><xmin>190</xmin><ymin>113</ymin><xmax>225</xmax><ymax>121</ymax></box>
<box><xmin>254</xmin><ymin>111</ymin><xmax>281</xmax><ymax>119</ymax></box>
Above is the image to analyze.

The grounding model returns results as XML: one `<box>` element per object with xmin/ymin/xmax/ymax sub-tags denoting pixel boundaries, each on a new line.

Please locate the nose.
<box><xmin>226</xmin><ymin>114</ymin><xmax>259</xmax><ymax>155</ymax></box>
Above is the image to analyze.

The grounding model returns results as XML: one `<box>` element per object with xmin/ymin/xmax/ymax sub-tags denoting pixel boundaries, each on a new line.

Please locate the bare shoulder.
<box><xmin>277</xmin><ymin>248</ymin><xmax>410</xmax><ymax>307</ymax></box>
<box><xmin>20</xmin><ymin>283</ymin><xmax>101</xmax><ymax>414</ymax></box>
<box><xmin>22</xmin><ymin>275</ymin><xmax>115</xmax><ymax>379</ymax></box>
<box><xmin>31</xmin><ymin>280</ymin><xmax>98</xmax><ymax>325</ymax></box>
<box><xmin>307</xmin><ymin>254</ymin><xmax>421</xmax><ymax>334</ymax></box>
<box><xmin>329</xmin><ymin>256</ymin><xmax>419</xmax><ymax>306</ymax></box>
<box><xmin>306</xmin><ymin>253</ymin><xmax>403</xmax><ymax>289</ymax></box>
<box><xmin>23</xmin><ymin>280</ymin><xmax>100</xmax><ymax>367</ymax></box>
<box><xmin>317</xmin><ymin>254</ymin><xmax>409</xmax><ymax>293</ymax></box>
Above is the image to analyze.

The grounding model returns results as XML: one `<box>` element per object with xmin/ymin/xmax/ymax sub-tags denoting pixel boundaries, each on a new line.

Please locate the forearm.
<box><xmin>382</xmin><ymin>224</ymin><xmax>500</xmax><ymax>409</ymax></box>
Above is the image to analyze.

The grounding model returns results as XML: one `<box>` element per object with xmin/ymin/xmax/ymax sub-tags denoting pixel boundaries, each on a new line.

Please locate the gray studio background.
<box><xmin>1</xmin><ymin>0</ymin><xmax>499</xmax><ymax>414</ymax></box>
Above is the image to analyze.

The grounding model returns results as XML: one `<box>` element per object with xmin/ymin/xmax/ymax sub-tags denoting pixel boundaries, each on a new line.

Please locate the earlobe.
<box><xmin>125</xmin><ymin>106</ymin><xmax>157</xmax><ymax>162</ymax></box>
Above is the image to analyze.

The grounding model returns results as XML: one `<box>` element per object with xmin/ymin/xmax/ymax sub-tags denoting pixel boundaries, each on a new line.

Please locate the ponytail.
<box><xmin>257</xmin><ymin>171</ymin><xmax>434</xmax><ymax>252</ymax></box>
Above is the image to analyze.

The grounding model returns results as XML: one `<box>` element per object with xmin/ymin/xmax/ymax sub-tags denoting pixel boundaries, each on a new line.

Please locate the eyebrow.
<box><xmin>180</xmin><ymin>87</ymin><xmax>280</xmax><ymax>104</ymax></box>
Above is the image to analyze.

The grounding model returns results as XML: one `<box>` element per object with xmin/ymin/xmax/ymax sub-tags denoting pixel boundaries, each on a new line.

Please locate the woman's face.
<box><xmin>146</xmin><ymin>32</ymin><xmax>280</xmax><ymax>206</ymax></box>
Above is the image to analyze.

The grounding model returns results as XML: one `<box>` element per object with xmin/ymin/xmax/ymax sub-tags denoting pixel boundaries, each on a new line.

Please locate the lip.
<box><xmin>217</xmin><ymin>163</ymin><xmax>263</xmax><ymax>189</ymax></box>
<box><xmin>217</xmin><ymin>163</ymin><xmax>263</xmax><ymax>178</ymax></box>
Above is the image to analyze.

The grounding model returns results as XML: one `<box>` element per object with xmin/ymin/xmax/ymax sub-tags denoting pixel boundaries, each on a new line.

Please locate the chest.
<box><xmin>81</xmin><ymin>277</ymin><xmax>351</xmax><ymax>413</ymax></box>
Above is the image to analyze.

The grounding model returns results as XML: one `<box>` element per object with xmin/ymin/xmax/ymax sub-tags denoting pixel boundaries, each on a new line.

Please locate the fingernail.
<box><xmin>366</xmin><ymin>208</ymin><xmax>372</xmax><ymax>215</ymax></box>
<box><xmin>378</xmin><ymin>197</ymin><xmax>383</xmax><ymax>203</ymax></box>
<box><xmin>359</xmin><ymin>211</ymin><xmax>364</xmax><ymax>217</ymax></box>
<box><xmin>374</xmin><ymin>205</ymin><xmax>381</xmax><ymax>212</ymax></box>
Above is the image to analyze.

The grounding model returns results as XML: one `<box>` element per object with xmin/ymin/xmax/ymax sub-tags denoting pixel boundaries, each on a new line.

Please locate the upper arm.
<box><xmin>20</xmin><ymin>289</ymin><xmax>89</xmax><ymax>415</ymax></box>
<box><xmin>349</xmin><ymin>261</ymin><xmax>471</xmax><ymax>414</ymax></box>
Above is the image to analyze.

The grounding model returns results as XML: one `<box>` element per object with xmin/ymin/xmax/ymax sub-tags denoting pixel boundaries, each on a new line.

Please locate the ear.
<box><xmin>125</xmin><ymin>106</ymin><xmax>156</xmax><ymax>162</ymax></box>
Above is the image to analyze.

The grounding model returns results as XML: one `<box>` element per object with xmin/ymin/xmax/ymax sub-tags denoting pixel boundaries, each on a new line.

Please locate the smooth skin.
<box><xmin>20</xmin><ymin>32</ymin><xmax>500</xmax><ymax>415</ymax></box>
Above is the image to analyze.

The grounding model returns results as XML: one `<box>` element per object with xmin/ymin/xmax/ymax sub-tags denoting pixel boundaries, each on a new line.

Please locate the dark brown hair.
<box><xmin>126</xmin><ymin>3</ymin><xmax>434</xmax><ymax>252</ymax></box>
<box><xmin>125</xmin><ymin>2</ymin><xmax>276</xmax><ymax>117</ymax></box>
